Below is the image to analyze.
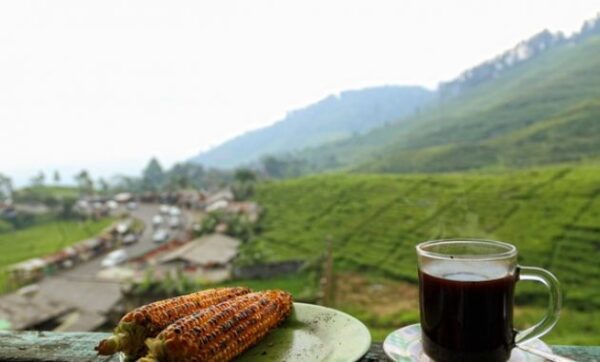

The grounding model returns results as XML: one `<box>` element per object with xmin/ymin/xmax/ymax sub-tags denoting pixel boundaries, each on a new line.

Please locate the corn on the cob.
<box><xmin>95</xmin><ymin>287</ymin><xmax>251</xmax><ymax>359</ymax></box>
<box><xmin>139</xmin><ymin>290</ymin><xmax>293</xmax><ymax>362</ymax></box>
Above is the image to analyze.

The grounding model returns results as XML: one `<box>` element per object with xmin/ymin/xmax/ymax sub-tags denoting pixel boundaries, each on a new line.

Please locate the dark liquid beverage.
<box><xmin>419</xmin><ymin>266</ymin><xmax>516</xmax><ymax>362</ymax></box>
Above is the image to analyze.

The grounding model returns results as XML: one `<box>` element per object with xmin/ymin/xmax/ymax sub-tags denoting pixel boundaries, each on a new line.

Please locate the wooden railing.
<box><xmin>1</xmin><ymin>331</ymin><xmax>599</xmax><ymax>361</ymax></box>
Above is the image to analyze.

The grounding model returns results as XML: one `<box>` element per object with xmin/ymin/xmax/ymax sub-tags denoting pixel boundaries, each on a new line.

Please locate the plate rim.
<box><xmin>291</xmin><ymin>302</ymin><xmax>373</xmax><ymax>361</ymax></box>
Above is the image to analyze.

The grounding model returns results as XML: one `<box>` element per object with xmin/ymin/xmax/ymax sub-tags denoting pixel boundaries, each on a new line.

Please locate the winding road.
<box><xmin>0</xmin><ymin>204</ymin><xmax>191</xmax><ymax>332</ymax></box>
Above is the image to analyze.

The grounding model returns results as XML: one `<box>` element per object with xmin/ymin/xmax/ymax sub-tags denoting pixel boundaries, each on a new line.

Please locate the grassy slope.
<box><xmin>0</xmin><ymin>219</ymin><xmax>12</xmax><ymax>233</ymax></box>
<box><xmin>298</xmin><ymin>35</ymin><xmax>600</xmax><ymax>173</ymax></box>
<box><xmin>245</xmin><ymin>165</ymin><xmax>600</xmax><ymax>343</ymax></box>
<box><xmin>214</xmin><ymin>272</ymin><xmax>318</xmax><ymax>302</ymax></box>
<box><xmin>15</xmin><ymin>185</ymin><xmax>79</xmax><ymax>198</ymax></box>
<box><xmin>0</xmin><ymin>218</ymin><xmax>113</xmax><ymax>269</ymax></box>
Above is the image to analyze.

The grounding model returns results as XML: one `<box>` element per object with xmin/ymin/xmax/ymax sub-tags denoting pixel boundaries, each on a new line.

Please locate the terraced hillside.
<box><xmin>240</xmin><ymin>165</ymin><xmax>600</xmax><ymax>343</ymax></box>
<box><xmin>245</xmin><ymin>165</ymin><xmax>600</xmax><ymax>313</ymax></box>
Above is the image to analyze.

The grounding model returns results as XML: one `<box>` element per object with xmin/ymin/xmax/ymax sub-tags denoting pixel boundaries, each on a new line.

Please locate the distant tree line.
<box><xmin>257</xmin><ymin>153</ymin><xmax>340</xmax><ymax>179</ymax></box>
<box><xmin>129</xmin><ymin>157</ymin><xmax>236</xmax><ymax>193</ymax></box>
<box><xmin>1</xmin><ymin>153</ymin><xmax>320</xmax><ymax>209</ymax></box>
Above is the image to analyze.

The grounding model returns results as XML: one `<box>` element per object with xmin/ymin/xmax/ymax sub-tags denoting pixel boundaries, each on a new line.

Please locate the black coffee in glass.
<box><xmin>416</xmin><ymin>240</ymin><xmax>562</xmax><ymax>362</ymax></box>
<box><xmin>419</xmin><ymin>268</ymin><xmax>516</xmax><ymax>362</ymax></box>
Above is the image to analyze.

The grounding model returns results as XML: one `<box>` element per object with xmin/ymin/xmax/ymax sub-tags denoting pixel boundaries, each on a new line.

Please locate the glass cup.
<box><xmin>416</xmin><ymin>239</ymin><xmax>561</xmax><ymax>362</ymax></box>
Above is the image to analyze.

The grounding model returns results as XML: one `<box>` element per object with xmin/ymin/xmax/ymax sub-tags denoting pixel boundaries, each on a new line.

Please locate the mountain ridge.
<box><xmin>190</xmin><ymin>85</ymin><xmax>434</xmax><ymax>168</ymax></box>
<box><xmin>440</xmin><ymin>13</ymin><xmax>600</xmax><ymax>97</ymax></box>
<box><xmin>275</xmin><ymin>17</ymin><xmax>600</xmax><ymax>175</ymax></box>
<box><xmin>190</xmin><ymin>13</ymin><xmax>600</xmax><ymax>174</ymax></box>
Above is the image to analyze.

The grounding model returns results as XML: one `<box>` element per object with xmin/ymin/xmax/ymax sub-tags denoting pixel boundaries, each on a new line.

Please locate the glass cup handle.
<box><xmin>515</xmin><ymin>265</ymin><xmax>562</xmax><ymax>344</ymax></box>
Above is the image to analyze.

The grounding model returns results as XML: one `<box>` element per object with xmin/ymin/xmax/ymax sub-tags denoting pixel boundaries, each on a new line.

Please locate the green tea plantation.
<box><xmin>240</xmin><ymin>164</ymin><xmax>600</xmax><ymax>343</ymax></box>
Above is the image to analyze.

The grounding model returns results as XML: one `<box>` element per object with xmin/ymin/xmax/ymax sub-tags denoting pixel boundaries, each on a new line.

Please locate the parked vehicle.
<box><xmin>122</xmin><ymin>233</ymin><xmax>138</xmax><ymax>245</ymax></box>
<box><xmin>106</xmin><ymin>200</ymin><xmax>119</xmax><ymax>210</ymax></box>
<box><xmin>169</xmin><ymin>206</ymin><xmax>181</xmax><ymax>217</ymax></box>
<box><xmin>159</xmin><ymin>204</ymin><xmax>170</xmax><ymax>215</ymax></box>
<box><xmin>152</xmin><ymin>215</ymin><xmax>164</xmax><ymax>228</ymax></box>
<box><xmin>101</xmin><ymin>249</ymin><xmax>128</xmax><ymax>268</ymax></box>
<box><xmin>116</xmin><ymin>223</ymin><xmax>129</xmax><ymax>234</ymax></box>
<box><xmin>168</xmin><ymin>216</ymin><xmax>180</xmax><ymax>229</ymax></box>
<box><xmin>152</xmin><ymin>229</ymin><xmax>170</xmax><ymax>244</ymax></box>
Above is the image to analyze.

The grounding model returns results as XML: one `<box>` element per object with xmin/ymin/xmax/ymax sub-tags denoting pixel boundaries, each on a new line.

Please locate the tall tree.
<box><xmin>111</xmin><ymin>175</ymin><xmax>142</xmax><ymax>193</ymax></box>
<box><xmin>261</xmin><ymin>156</ymin><xmax>287</xmax><ymax>178</ymax></box>
<box><xmin>97</xmin><ymin>178</ymin><xmax>110</xmax><ymax>196</ymax></box>
<box><xmin>166</xmin><ymin>174</ymin><xmax>190</xmax><ymax>191</ymax></box>
<box><xmin>30</xmin><ymin>171</ymin><xmax>45</xmax><ymax>187</ymax></box>
<box><xmin>167</xmin><ymin>162</ymin><xmax>208</xmax><ymax>190</ymax></box>
<box><xmin>142</xmin><ymin>157</ymin><xmax>165</xmax><ymax>191</ymax></box>
<box><xmin>232</xmin><ymin>168</ymin><xmax>257</xmax><ymax>200</ymax></box>
<box><xmin>234</xmin><ymin>168</ymin><xmax>257</xmax><ymax>183</ymax></box>
<box><xmin>74</xmin><ymin>170</ymin><xmax>94</xmax><ymax>196</ymax></box>
<box><xmin>53</xmin><ymin>170</ymin><xmax>61</xmax><ymax>184</ymax></box>
<box><xmin>0</xmin><ymin>173</ymin><xmax>13</xmax><ymax>201</ymax></box>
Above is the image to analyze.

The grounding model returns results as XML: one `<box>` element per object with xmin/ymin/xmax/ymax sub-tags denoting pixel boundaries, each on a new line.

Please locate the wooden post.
<box><xmin>321</xmin><ymin>235</ymin><xmax>334</xmax><ymax>306</ymax></box>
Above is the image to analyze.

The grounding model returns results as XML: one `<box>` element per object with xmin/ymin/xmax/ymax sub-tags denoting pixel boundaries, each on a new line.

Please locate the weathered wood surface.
<box><xmin>550</xmin><ymin>346</ymin><xmax>600</xmax><ymax>362</ymax></box>
<box><xmin>0</xmin><ymin>331</ymin><xmax>599</xmax><ymax>361</ymax></box>
<box><xmin>0</xmin><ymin>332</ymin><xmax>116</xmax><ymax>362</ymax></box>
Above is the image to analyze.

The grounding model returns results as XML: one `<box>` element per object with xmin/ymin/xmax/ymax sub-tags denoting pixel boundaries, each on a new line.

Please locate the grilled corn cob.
<box><xmin>95</xmin><ymin>287</ymin><xmax>251</xmax><ymax>359</ymax></box>
<box><xmin>139</xmin><ymin>290</ymin><xmax>293</xmax><ymax>362</ymax></box>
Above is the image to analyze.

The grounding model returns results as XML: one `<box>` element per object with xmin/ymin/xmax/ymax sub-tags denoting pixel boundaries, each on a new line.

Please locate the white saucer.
<box><xmin>383</xmin><ymin>324</ymin><xmax>552</xmax><ymax>362</ymax></box>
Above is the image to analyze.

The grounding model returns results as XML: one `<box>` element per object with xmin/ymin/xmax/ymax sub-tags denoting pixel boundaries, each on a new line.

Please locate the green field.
<box><xmin>211</xmin><ymin>272</ymin><xmax>318</xmax><ymax>302</ymax></box>
<box><xmin>0</xmin><ymin>218</ymin><xmax>113</xmax><ymax>270</ymax></box>
<box><xmin>13</xmin><ymin>185</ymin><xmax>79</xmax><ymax>202</ymax></box>
<box><xmin>0</xmin><ymin>219</ymin><xmax>12</xmax><ymax>233</ymax></box>
<box><xmin>240</xmin><ymin>164</ymin><xmax>600</xmax><ymax>343</ymax></box>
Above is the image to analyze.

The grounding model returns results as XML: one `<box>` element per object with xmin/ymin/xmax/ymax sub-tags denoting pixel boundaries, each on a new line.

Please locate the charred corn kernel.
<box><xmin>139</xmin><ymin>290</ymin><xmax>293</xmax><ymax>362</ymax></box>
<box><xmin>95</xmin><ymin>287</ymin><xmax>251</xmax><ymax>359</ymax></box>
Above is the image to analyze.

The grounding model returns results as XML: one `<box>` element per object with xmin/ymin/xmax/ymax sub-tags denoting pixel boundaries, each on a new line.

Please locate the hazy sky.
<box><xmin>1</xmin><ymin>1</ymin><xmax>599</xmax><ymax>185</ymax></box>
